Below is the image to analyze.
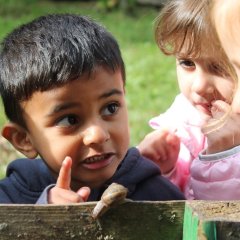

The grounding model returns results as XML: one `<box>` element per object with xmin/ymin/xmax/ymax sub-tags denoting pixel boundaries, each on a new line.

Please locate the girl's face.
<box><xmin>176</xmin><ymin>55</ymin><xmax>234</xmax><ymax>122</ymax></box>
<box><xmin>219</xmin><ymin>35</ymin><xmax>240</xmax><ymax>112</ymax></box>
<box><xmin>20</xmin><ymin>67</ymin><xmax>129</xmax><ymax>190</ymax></box>
<box><xmin>213</xmin><ymin>0</ymin><xmax>240</xmax><ymax>112</ymax></box>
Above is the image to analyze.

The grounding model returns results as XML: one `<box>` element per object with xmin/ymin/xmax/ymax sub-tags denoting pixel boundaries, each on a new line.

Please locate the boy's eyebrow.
<box><xmin>99</xmin><ymin>89</ymin><xmax>123</xmax><ymax>99</ymax></box>
<box><xmin>48</xmin><ymin>102</ymin><xmax>79</xmax><ymax>116</ymax></box>
<box><xmin>47</xmin><ymin>89</ymin><xmax>123</xmax><ymax>116</ymax></box>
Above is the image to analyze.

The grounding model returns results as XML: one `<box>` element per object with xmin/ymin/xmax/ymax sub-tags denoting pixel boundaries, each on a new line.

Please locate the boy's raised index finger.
<box><xmin>56</xmin><ymin>156</ymin><xmax>72</xmax><ymax>190</ymax></box>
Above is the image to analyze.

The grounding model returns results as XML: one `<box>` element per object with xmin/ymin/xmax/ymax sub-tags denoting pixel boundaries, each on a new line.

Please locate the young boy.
<box><xmin>0</xmin><ymin>14</ymin><xmax>184</xmax><ymax>203</ymax></box>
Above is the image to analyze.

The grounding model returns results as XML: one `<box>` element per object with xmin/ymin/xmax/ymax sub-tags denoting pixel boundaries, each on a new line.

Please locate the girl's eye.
<box><xmin>209</xmin><ymin>63</ymin><xmax>228</xmax><ymax>76</ymax></box>
<box><xmin>102</xmin><ymin>102</ymin><xmax>119</xmax><ymax>116</ymax></box>
<box><xmin>179</xmin><ymin>59</ymin><xmax>196</xmax><ymax>68</ymax></box>
<box><xmin>57</xmin><ymin>115</ymin><xmax>79</xmax><ymax>127</ymax></box>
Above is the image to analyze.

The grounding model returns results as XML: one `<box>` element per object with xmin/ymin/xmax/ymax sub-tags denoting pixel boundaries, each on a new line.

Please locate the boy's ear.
<box><xmin>1</xmin><ymin>123</ymin><xmax>38</xmax><ymax>159</ymax></box>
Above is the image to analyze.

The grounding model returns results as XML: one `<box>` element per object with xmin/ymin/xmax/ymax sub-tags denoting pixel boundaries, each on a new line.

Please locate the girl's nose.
<box><xmin>82</xmin><ymin>125</ymin><xmax>110</xmax><ymax>146</ymax></box>
<box><xmin>192</xmin><ymin>71</ymin><xmax>214</xmax><ymax>95</ymax></box>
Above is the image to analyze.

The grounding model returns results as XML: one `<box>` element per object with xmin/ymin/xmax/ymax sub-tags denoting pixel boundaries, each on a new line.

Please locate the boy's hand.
<box><xmin>48</xmin><ymin>156</ymin><xmax>91</xmax><ymax>204</ymax></box>
<box><xmin>203</xmin><ymin>100</ymin><xmax>240</xmax><ymax>154</ymax></box>
<box><xmin>138</xmin><ymin>129</ymin><xmax>180</xmax><ymax>174</ymax></box>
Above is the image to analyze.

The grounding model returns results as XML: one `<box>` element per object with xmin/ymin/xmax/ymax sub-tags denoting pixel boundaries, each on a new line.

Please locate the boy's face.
<box><xmin>176</xmin><ymin>54</ymin><xmax>234</xmax><ymax>123</ymax></box>
<box><xmin>21</xmin><ymin>67</ymin><xmax>129</xmax><ymax>189</ymax></box>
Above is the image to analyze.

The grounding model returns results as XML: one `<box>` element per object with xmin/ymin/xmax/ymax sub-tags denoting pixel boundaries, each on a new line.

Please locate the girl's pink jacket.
<box><xmin>149</xmin><ymin>94</ymin><xmax>240</xmax><ymax>200</ymax></box>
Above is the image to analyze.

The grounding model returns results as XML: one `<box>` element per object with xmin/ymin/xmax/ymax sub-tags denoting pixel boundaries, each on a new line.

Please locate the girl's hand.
<box><xmin>138</xmin><ymin>129</ymin><xmax>180</xmax><ymax>174</ymax></box>
<box><xmin>202</xmin><ymin>100</ymin><xmax>240</xmax><ymax>154</ymax></box>
<box><xmin>48</xmin><ymin>156</ymin><xmax>91</xmax><ymax>204</ymax></box>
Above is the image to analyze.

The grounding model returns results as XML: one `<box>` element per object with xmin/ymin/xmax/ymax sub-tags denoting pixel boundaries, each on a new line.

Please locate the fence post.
<box><xmin>183</xmin><ymin>201</ymin><xmax>240</xmax><ymax>240</ymax></box>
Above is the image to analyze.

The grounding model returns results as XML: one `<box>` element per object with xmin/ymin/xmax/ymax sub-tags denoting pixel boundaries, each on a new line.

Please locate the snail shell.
<box><xmin>91</xmin><ymin>183</ymin><xmax>128</xmax><ymax>219</ymax></box>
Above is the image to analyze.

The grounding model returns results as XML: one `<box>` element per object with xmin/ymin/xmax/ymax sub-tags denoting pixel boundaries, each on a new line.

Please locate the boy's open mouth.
<box><xmin>82</xmin><ymin>153</ymin><xmax>114</xmax><ymax>170</ymax></box>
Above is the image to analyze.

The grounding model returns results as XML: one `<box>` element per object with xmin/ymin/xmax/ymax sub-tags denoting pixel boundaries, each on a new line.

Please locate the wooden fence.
<box><xmin>1</xmin><ymin>200</ymin><xmax>240</xmax><ymax>239</ymax></box>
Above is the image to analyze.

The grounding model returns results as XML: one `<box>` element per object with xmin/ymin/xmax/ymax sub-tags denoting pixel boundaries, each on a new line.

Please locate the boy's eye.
<box><xmin>179</xmin><ymin>59</ymin><xmax>196</xmax><ymax>68</ymax></box>
<box><xmin>102</xmin><ymin>102</ymin><xmax>119</xmax><ymax>116</ymax></box>
<box><xmin>57</xmin><ymin>115</ymin><xmax>78</xmax><ymax>127</ymax></box>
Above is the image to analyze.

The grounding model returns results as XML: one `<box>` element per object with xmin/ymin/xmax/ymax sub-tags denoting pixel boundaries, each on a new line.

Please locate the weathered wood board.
<box><xmin>0</xmin><ymin>201</ymin><xmax>185</xmax><ymax>240</ymax></box>
<box><xmin>183</xmin><ymin>201</ymin><xmax>240</xmax><ymax>240</ymax></box>
<box><xmin>2</xmin><ymin>200</ymin><xmax>240</xmax><ymax>239</ymax></box>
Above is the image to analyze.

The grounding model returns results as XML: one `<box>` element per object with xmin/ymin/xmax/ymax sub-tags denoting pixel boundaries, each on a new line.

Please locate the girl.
<box><xmin>139</xmin><ymin>0</ymin><xmax>240</xmax><ymax>199</ymax></box>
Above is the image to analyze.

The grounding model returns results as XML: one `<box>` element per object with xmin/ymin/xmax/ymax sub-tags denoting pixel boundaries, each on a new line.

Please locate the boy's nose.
<box><xmin>82</xmin><ymin>125</ymin><xmax>110</xmax><ymax>146</ymax></box>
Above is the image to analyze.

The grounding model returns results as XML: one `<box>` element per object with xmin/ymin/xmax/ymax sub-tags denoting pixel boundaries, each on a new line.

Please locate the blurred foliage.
<box><xmin>97</xmin><ymin>0</ymin><xmax>137</xmax><ymax>13</ymax></box>
<box><xmin>0</xmin><ymin>0</ymin><xmax>38</xmax><ymax>17</ymax></box>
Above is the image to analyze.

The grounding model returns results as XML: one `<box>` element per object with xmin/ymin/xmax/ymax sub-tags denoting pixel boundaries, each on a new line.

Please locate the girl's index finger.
<box><xmin>56</xmin><ymin>156</ymin><xmax>72</xmax><ymax>190</ymax></box>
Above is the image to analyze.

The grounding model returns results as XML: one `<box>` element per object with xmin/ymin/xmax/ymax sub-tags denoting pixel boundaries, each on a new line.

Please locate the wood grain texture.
<box><xmin>2</xmin><ymin>200</ymin><xmax>240</xmax><ymax>240</ymax></box>
<box><xmin>0</xmin><ymin>201</ymin><xmax>185</xmax><ymax>240</ymax></box>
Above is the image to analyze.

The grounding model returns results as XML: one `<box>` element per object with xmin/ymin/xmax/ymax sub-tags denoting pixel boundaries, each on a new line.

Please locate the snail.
<box><xmin>91</xmin><ymin>183</ymin><xmax>128</xmax><ymax>219</ymax></box>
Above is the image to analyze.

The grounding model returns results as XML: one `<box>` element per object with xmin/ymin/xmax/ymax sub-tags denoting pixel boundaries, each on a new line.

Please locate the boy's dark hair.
<box><xmin>0</xmin><ymin>14</ymin><xmax>125</xmax><ymax>128</ymax></box>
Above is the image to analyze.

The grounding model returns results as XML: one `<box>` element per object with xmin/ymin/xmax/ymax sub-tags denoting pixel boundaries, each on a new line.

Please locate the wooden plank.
<box><xmin>182</xmin><ymin>202</ymin><xmax>199</xmax><ymax>240</ymax></box>
<box><xmin>183</xmin><ymin>201</ymin><xmax>240</xmax><ymax>240</ymax></box>
<box><xmin>215</xmin><ymin>221</ymin><xmax>240</xmax><ymax>240</ymax></box>
<box><xmin>0</xmin><ymin>201</ymin><xmax>185</xmax><ymax>240</ymax></box>
<box><xmin>183</xmin><ymin>202</ymin><xmax>217</xmax><ymax>240</ymax></box>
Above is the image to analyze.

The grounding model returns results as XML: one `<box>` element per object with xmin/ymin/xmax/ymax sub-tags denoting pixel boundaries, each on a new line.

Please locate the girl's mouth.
<box><xmin>82</xmin><ymin>153</ymin><xmax>114</xmax><ymax>170</ymax></box>
<box><xmin>196</xmin><ymin>103</ymin><xmax>212</xmax><ymax>116</ymax></box>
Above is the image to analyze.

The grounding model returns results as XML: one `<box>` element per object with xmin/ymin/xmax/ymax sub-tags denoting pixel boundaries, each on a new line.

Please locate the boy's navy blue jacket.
<box><xmin>0</xmin><ymin>147</ymin><xmax>185</xmax><ymax>203</ymax></box>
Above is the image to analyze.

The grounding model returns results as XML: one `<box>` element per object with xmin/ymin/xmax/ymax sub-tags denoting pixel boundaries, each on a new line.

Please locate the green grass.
<box><xmin>0</xmin><ymin>0</ymin><xmax>179</xmax><ymax>177</ymax></box>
